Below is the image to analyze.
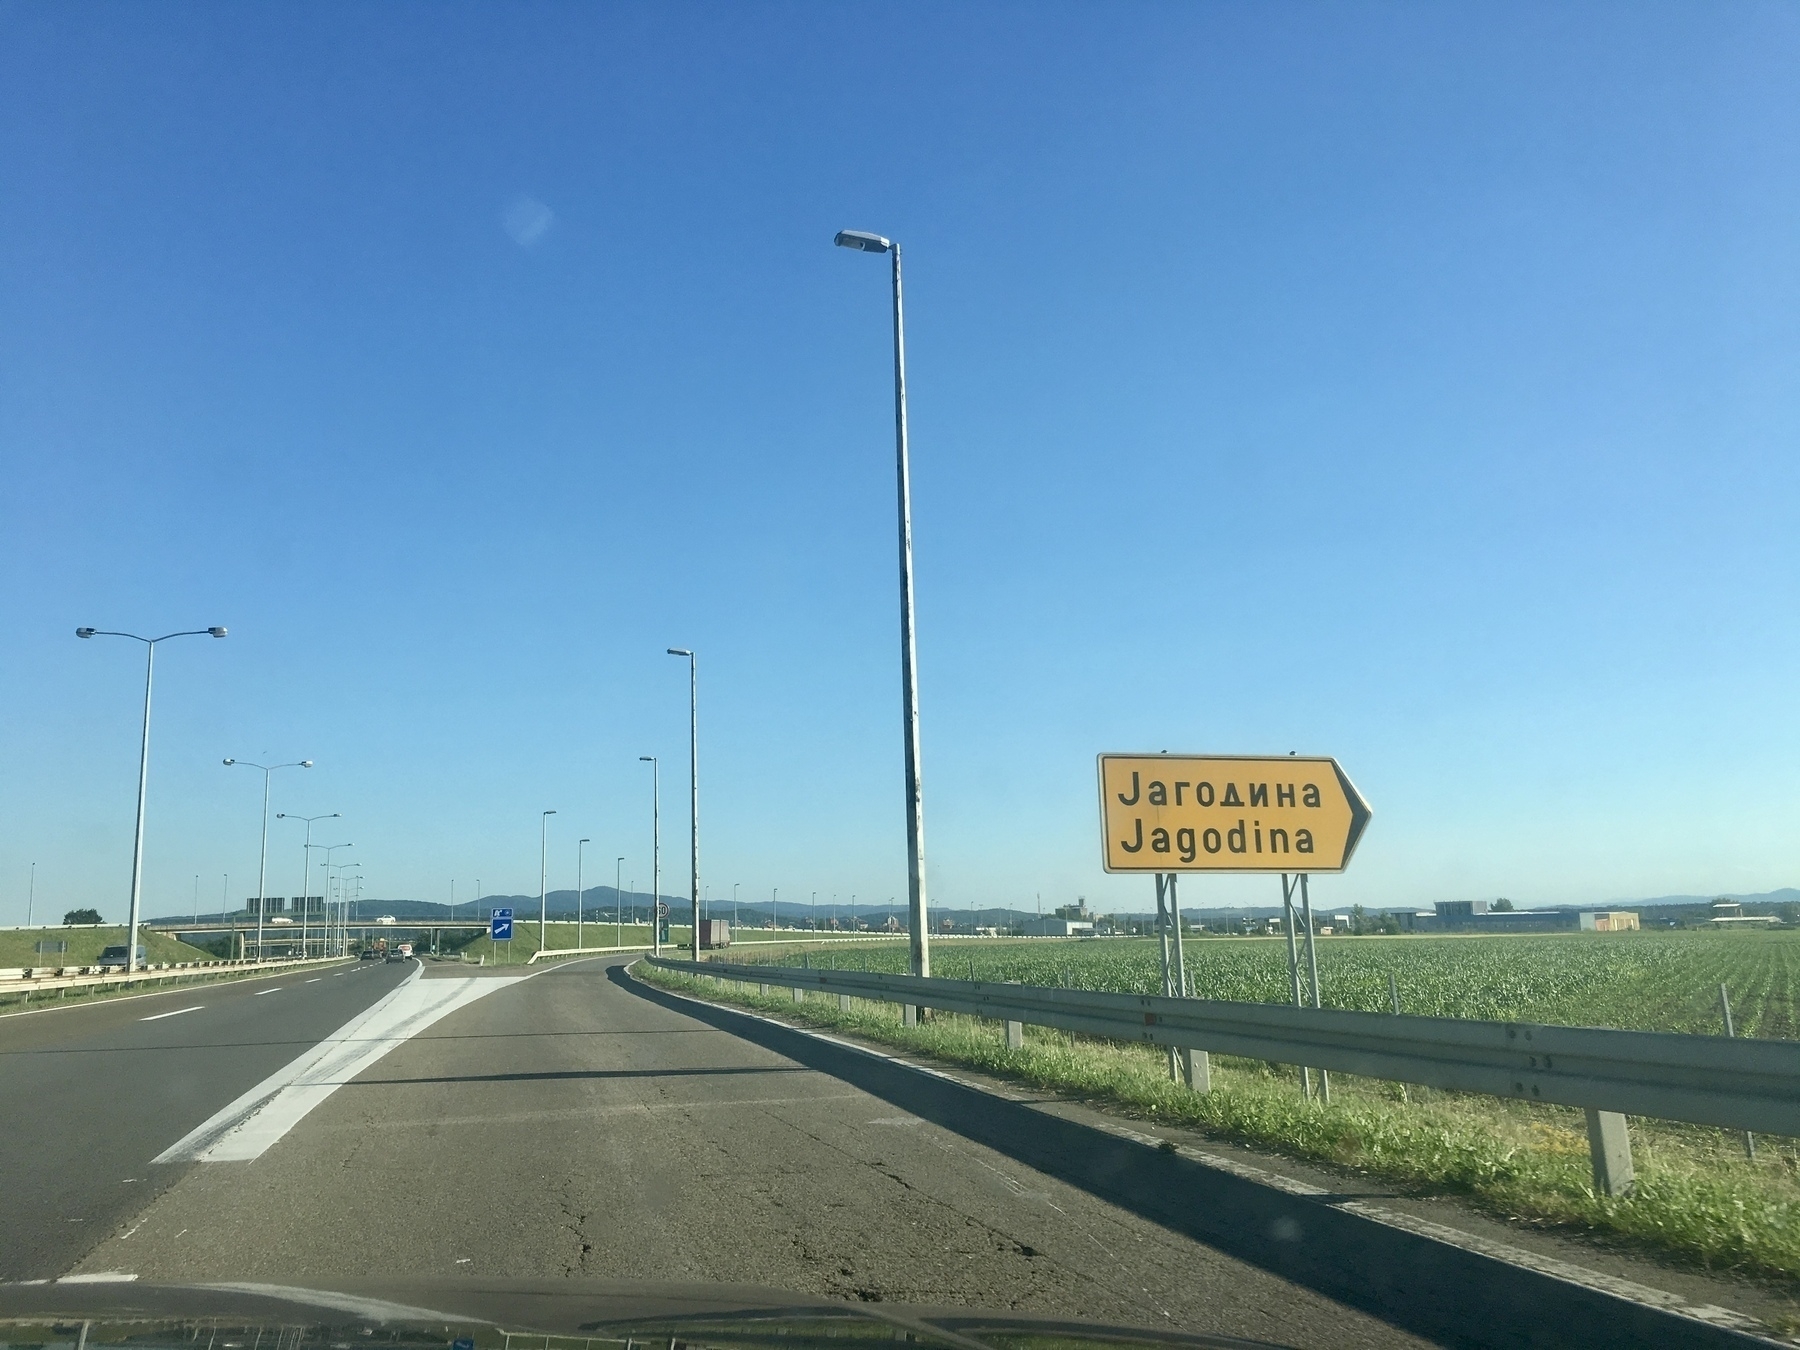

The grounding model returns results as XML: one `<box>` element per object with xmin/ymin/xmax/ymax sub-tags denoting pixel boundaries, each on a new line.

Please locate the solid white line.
<box><xmin>254</xmin><ymin>988</ymin><xmax>282</xmax><ymax>996</ymax></box>
<box><xmin>304</xmin><ymin>978</ymin><xmax>321</xmax><ymax>983</ymax></box>
<box><xmin>152</xmin><ymin>969</ymin><xmax>530</xmax><ymax>1164</ymax></box>
<box><xmin>140</xmin><ymin>1006</ymin><xmax>204</xmax><ymax>1022</ymax></box>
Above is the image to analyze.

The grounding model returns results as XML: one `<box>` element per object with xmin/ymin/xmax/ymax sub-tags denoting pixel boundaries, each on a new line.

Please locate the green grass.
<box><xmin>734</xmin><ymin>929</ymin><xmax>1800</xmax><ymax>1038</ymax></box>
<box><xmin>0</xmin><ymin>925</ymin><xmax>214</xmax><ymax>969</ymax></box>
<box><xmin>643</xmin><ymin>936</ymin><xmax>1800</xmax><ymax>1286</ymax></box>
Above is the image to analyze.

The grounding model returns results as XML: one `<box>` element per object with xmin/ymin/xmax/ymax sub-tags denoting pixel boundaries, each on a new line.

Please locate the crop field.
<box><xmin>733</xmin><ymin>930</ymin><xmax>1800</xmax><ymax>1039</ymax></box>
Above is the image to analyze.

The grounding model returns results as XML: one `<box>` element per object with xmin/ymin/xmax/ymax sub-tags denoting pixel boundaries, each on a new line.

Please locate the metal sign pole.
<box><xmin>1281</xmin><ymin>873</ymin><xmax>1311</xmax><ymax>1098</ymax></box>
<box><xmin>1154</xmin><ymin>874</ymin><xmax>1180</xmax><ymax>1081</ymax></box>
<box><xmin>1299</xmin><ymin>873</ymin><xmax>1329</xmax><ymax>1105</ymax></box>
<box><xmin>1168</xmin><ymin>873</ymin><xmax>1189</xmax><ymax>999</ymax></box>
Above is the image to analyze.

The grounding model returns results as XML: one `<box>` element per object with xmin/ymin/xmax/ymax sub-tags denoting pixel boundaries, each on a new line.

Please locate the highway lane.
<box><xmin>67</xmin><ymin>956</ymin><xmax>1429</xmax><ymax>1348</ymax></box>
<box><xmin>0</xmin><ymin>957</ymin><xmax>413</xmax><ymax>1280</ymax></box>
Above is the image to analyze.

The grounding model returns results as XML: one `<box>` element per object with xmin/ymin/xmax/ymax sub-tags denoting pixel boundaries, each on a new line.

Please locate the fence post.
<box><xmin>1585</xmin><ymin>1109</ymin><xmax>1634</xmax><ymax>1197</ymax></box>
<box><xmin>1005</xmin><ymin>1019</ymin><xmax>1023</xmax><ymax>1050</ymax></box>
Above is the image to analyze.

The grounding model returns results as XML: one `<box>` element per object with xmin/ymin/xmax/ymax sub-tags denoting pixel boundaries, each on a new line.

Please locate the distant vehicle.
<box><xmin>376</xmin><ymin>915</ymin><xmax>397</xmax><ymax>925</ymax></box>
<box><xmin>384</xmin><ymin>949</ymin><xmax>405</xmax><ymax>963</ymax></box>
<box><xmin>398</xmin><ymin>942</ymin><xmax>414</xmax><ymax>958</ymax></box>
<box><xmin>359</xmin><ymin>949</ymin><xmax>378</xmax><ymax>960</ymax></box>
<box><xmin>269</xmin><ymin>915</ymin><xmax>293</xmax><ymax>926</ymax></box>
<box><xmin>96</xmin><ymin>944</ymin><xmax>146</xmax><ymax>969</ymax></box>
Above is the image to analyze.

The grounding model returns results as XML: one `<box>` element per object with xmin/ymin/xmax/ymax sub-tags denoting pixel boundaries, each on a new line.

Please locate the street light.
<box><xmin>77</xmin><ymin>625</ymin><xmax>227</xmax><ymax>971</ymax></box>
<box><xmin>577</xmin><ymin>839</ymin><xmax>591</xmax><ymax>950</ymax></box>
<box><xmin>319</xmin><ymin>844</ymin><xmax>352</xmax><ymax>960</ymax></box>
<box><xmin>834</xmin><ymin>227</ymin><xmax>932</xmax><ymax>980</ymax></box>
<box><xmin>733</xmin><ymin>882</ymin><xmax>739</xmax><ymax>934</ymax></box>
<box><xmin>277</xmin><ymin>812</ymin><xmax>340</xmax><ymax>960</ymax></box>
<box><xmin>224</xmin><ymin>758</ymin><xmax>312</xmax><ymax>960</ymax></box>
<box><xmin>615</xmin><ymin>855</ymin><xmax>625</xmax><ymax>948</ymax></box>
<box><xmin>335</xmin><ymin>862</ymin><xmax>362</xmax><ymax>956</ymax></box>
<box><xmin>539</xmin><ymin>810</ymin><xmax>557</xmax><ymax>951</ymax></box>
<box><xmin>639</xmin><ymin>756</ymin><xmax>660</xmax><ymax>956</ymax></box>
<box><xmin>666</xmin><ymin>649</ymin><xmax>699</xmax><ymax>956</ymax></box>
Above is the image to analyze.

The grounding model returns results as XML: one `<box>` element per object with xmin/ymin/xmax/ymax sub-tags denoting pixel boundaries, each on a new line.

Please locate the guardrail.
<box><xmin>646</xmin><ymin>955</ymin><xmax>1800</xmax><ymax>1197</ymax></box>
<box><xmin>0</xmin><ymin>954</ymin><xmax>348</xmax><ymax>998</ymax></box>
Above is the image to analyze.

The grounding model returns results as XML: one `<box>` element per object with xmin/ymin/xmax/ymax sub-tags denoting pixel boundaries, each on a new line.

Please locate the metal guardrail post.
<box><xmin>1585</xmin><ymin>1109</ymin><xmax>1634</xmax><ymax>1197</ymax></box>
<box><xmin>1005</xmin><ymin>1019</ymin><xmax>1023</xmax><ymax>1050</ymax></box>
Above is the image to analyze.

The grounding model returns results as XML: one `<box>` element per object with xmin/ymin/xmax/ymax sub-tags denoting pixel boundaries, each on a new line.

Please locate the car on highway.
<box><xmin>358</xmin><ymin>948</ymin><xmax>378</xmax><ymax>960</ymax></box>
<box><xmin>95</xmin><ymin>944</ymin><xmax>145</xmax><ymax>969</ymax></box>
<box><xmin>384</xmin><ymin>948</ymin><xmax>406</xmax><ymax>962</ymax></box>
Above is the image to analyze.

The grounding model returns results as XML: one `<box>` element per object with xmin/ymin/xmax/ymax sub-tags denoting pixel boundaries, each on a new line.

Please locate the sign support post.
<box><xmin>1281</xmin><ymin>874</ymin><xmax>1311</xmax><ymax>1098</ymax></box>
<box><xmin>1299</xmin><ymin>873</ymin><xmax>1328</xmax><ymax>1104</ymax></box>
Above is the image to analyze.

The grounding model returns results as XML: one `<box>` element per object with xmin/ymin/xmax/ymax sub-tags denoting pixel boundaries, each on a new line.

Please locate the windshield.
<box><xmin>3</xmin><ymin>6</ymin><xmax>1796</xmax><ymax>1350</ymax></box>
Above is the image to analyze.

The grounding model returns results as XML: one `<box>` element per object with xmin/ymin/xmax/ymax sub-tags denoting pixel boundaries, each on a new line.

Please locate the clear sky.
<box><xmin>4</xmin><ymin>2</ymin><xmax>1798</xmax><ymax>922</ymax></box>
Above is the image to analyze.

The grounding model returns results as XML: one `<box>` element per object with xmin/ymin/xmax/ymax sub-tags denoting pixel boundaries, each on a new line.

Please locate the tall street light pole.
<box><xmin>539</xmin><ymin>810</ymin><xmax>557</xmax><ymax>951</ymax></box>
<box><xmin>666</xmin><ymin>650</ymin><xmax>699</xmax><ymax>956</ymax></box>
<box><xmin>615</xmin><ymin>855</ymin><xmax>625</xmax><ymax>947</ymax></box>
<box><xmin>577</xmin><ymin>838</ymin><xmax>590</xmax><ymax>950</ymax></box>
<box><xmin>77</xmin><ymin>625</ymin><xmax>228</xmax><ymax>971</ymax></box>
<box><xmin>224</xmin><ymin>758</ymin><xmax>312</xmax><ymax>960</ymax></box>
<box><xmin>319</xmin><ymin>844</ymin><xmax>352</xmax><ymax>959</ymax></box>
<box><xmin>834</xmin><ymin>228</ymin><xmax>932</xmax><ymax>979</ymax></box>
<box><xmin>639</xmin><ymin>756</ymin><xmax>660</xmax><ymax>956</ymax></box>
<box><xmin>277</xmin><ymin>812</ymin><xmax>339</xmax><ymax>960</ymax></box>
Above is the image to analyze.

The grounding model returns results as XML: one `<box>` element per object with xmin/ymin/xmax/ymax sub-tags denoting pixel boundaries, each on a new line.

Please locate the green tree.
<box><xmin>64</xmin><ymin>907</ymin><xmax>103</xmax><ymax>925</ymax></box>
<box><xmin>1491</xmin><ymin>897</ymin><xmax>1515</xmax><ymax>912</ymax></box>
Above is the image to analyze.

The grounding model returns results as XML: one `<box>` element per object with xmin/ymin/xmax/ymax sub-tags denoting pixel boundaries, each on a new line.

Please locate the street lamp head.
<box><xmin>208</xmin><ymin>627</ymin><xmax>228</xmax><ymax>638</ymax></box>
<box><xmin>666</xmin><ymin>648</ymin><xmax>691</xmax><ymax>657</ymax></box>
<box><xmin>639</xmin><ymin>755</ymin><xmax>655</xmax><ymax>762</ymax></box>
<box><xmin>223</xmin><ymin>758</ymin><xmax>235</xmax><ymax>766</ymax></box>
<box><xmin>835</xmin><ymin>229</ymin><xmax>892</xmax><ymax>254</ymax></box>
<box><xmin>76</xmin><ymin>627</ymin><xmax>96</xmax><ymax>639</ymax></box>
<box><xmin>544</xmin><ymin>809</ymin><xmax>557</xmax><ymax>817</ymax></box>
<box><xmin>300</xmin><ymin>760</ymin><xmax>313</xmax><ymax>768</ymax></box>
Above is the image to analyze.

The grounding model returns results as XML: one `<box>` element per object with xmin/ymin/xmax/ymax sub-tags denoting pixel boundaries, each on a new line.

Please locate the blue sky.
<box><xmin>3</xmin><ymin>2</ymin><xmax>1798</xmax><ymax>922</ymax></box>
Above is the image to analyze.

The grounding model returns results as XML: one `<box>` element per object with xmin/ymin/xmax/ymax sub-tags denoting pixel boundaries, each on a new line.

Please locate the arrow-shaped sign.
<box><xmin>1097</xmin><ymin>754</ymin><xmax>1371</xmax><ymax>874</ymax></box>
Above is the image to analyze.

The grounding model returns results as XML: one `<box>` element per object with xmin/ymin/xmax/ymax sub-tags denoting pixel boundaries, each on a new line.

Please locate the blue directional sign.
<box><xmin>490</xmin><ymin>908</ymin><xmax>514</xmax><ymax>941</ymax></box>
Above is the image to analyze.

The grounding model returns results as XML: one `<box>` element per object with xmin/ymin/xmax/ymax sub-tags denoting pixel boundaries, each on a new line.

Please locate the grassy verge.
<box><xmin>639</xmin><ymin>961</ymin><xmax>1800</xmax><ymax>1288</ymax></box>
<box><xmin>0</xmin><ymin>926</ymin><xmax>214</xmax><ymax>968</ymax></box>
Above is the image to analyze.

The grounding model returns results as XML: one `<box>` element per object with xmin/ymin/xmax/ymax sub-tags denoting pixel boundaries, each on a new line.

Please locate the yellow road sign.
<box><xmin>1097</xmin><ymin>754</ymin><xmax>1371</xmax><ymax>873</ymax></box>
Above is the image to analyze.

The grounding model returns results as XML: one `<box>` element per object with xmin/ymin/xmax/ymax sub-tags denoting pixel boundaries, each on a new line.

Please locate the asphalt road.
<box><xmin>0</xmin><ymin>957</ymin><xmax>413</xmax><ymax>1280</ymax></box>
<box><xmin>58</xmin><ymin>955</ymin><xmax>1428</xmax><ymax>1348</ymax></box>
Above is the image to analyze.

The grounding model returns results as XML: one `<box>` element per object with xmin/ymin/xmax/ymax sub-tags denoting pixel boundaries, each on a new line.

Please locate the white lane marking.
<box><xmin>59</xmin><ymin>1272</ymin><xmax>137</xmax><ymax>1284</ymax></box>
<box><xmin>140</xmin><ymin>1006</ymin><xmax>204</xmax><ymax>1022</ymax></box>
<box><xmin>305</xmin><ymin>978</ymin><xmax>321</xmax><ymax>983</ymax></box>
<box><xmin>254</xmin><ymin>988</ymin><xmax>282</xmax><ymax>996</ymax></box>
<box><xmin>191</xmin><ymin>1283</ymin><xmax>465</xmax><ymax>1324</ymax></box>
<box><xmin>152</xmin><ymin>969</ymin><xmax>528</xmax><ymax>1163</ymax></box>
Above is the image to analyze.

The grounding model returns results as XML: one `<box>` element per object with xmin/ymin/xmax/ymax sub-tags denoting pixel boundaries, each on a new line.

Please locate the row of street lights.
<box><xmin>76</xmin><ymin>229</ymin><xmax>933</xmax><ymax>976</ymax></box>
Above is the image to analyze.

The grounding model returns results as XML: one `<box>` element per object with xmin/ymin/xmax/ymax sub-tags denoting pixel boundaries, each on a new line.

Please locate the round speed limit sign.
<box><xmin>656</xmin><ymin>902</ymin><xmax>669</xmax><ymax>919</ymax></box>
